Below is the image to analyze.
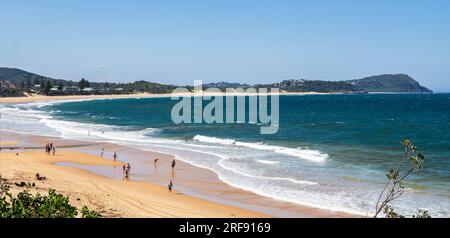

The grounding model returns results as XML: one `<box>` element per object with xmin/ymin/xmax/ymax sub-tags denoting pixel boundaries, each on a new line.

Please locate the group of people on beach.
<box><xmin>122</xmin><ymin>163</ymin><xmax>131</xmax><ymax>180</ymax></box>
<box><xmin>101</xmin><ymin>148</ymin><xmax>178</xmax><ymax>192</ymax></box>
<box><xmin>151</xmin><ymin>157</ymin><xmax>177</xmax><ymax>192</ymax></box>
<box><xmin>45</xmin><ymin>142</ymin><xmax>55</xmax><ymax>156</ymax></box>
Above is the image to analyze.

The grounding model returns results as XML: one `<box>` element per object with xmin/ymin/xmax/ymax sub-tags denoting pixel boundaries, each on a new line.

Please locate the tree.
<box><xmin>40</xmin><ymin>79</ymin><xmax>45</xmax><ymax>91</ymax></box>
<box><xmin>19</xmin><ymin>81</ymin><xmax>25</xmax><ymax>90</ymax></box>
<box><xmin>26</xmin><ymin>78</ymin><xmax>32</xmax><ymax>90</ymax></box>
<box><xmin>79</xmin><ymin>78</ymin><xmax>87</xmax><ymax>89</ymax></box>
<box><xmin>58</xmin><ymin>82</ymin><xmax>63</xmax><ymax>91</ymax></box>
<box><xmin>43</xmin><ymin>80</ymin><xmax>52</xmax><ymax>95</ymax></box>
<box><xmin>374</xmin><ymin>139</ymin><xmax>427</xmax><ymax>218</ymax></box>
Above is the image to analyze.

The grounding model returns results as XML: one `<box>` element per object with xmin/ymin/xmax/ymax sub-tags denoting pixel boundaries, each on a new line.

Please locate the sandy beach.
<box><xmin>0</xmin><ymin>148</ymin><xmax>266</xmax><ymax>218</ymax></box>
<box><xmin>0</xmin><ymin>93</ymin><xmax>164</xmax><ymax>104</ymax></box>
<box><xmin>0</xmin><ymin>91</ymin><xmax>333</xmax><ymax>104</ymax></box>
<box><xmin>0</xmin><ymin>131</ymin><xmax>354</xmax><ymax>218</ymax></box>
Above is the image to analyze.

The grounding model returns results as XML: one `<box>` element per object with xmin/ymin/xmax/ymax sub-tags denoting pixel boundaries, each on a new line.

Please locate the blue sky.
<box><xmin>1</xmin><ymin>0</ymin><xmax>449</xmax><ymax>91</ymax></box>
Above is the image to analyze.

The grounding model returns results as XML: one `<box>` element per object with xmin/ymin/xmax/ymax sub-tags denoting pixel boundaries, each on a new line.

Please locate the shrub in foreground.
<box><xmin>0</xmin><ymin>176</ymin><xmax>101</xmax><ymax>218</ymax></box>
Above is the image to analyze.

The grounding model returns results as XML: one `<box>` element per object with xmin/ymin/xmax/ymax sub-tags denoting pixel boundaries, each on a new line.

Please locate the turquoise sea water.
<box><xmin>1</xmin><ymin>93</ymin><xmax>449</xmax><ymax>216</ymax></box>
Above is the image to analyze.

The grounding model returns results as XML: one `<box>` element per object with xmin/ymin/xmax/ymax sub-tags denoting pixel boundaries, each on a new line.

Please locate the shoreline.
<box><xmin>0</xmin><ymin>131</ymin><xmax>356</xmax><ymax>218</ymax></box>
<box><xmin>0</xmin><ymin>91</ymin><xmax>439</xmax><ymax>104</ymax></box>
<box><xmin>0</xmin><ymin>91</ymin><xmax>339</xmax><ymax>104</ymax></box>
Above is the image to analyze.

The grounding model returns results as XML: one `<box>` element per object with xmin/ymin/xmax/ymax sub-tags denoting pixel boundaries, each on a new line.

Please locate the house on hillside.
<box><xmin>50</xmin><ymin>86</ymin><xmax>60</xmax><ymax>92</ymax></box>
<box><xmin>63</xmin><ymin>86</ymin><xmax>80</xmax><ymax>93</ymax></box>
<box><xmin>32</xmin><ymin>84</ymin><xmax>42</xmax><ymax>93</ymax></box>
<box><xmin>82</xmin><ymin>87</ymin><xmax>94</xmax><ymax>93</ymax></box>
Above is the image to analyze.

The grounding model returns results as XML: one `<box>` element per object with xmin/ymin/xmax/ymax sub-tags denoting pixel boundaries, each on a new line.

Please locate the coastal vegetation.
<box><xmin>0</xmin><ymin>175</ymin><xmax>101</xmax><ymax>218</ymax></box>
<box><xmin>374</xmin><ymin>139</ymin><xmax>430</xmax><ymax>218</ymax></box>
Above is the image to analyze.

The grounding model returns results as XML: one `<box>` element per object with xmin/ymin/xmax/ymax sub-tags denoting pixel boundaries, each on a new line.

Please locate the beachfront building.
<box><xmin>63</xmin><ymin>86</ymin><xmax>80</xmax><ymax>93</ymax></box>
<box><xmin>82</xmin><ymin>87</ymin><xmax>95</xmax><ymax>93</ymax></box>
<box><xmin>32</xmin><ymin>84</ymin><xmax>42</xmax><ymax>93</ymax></box>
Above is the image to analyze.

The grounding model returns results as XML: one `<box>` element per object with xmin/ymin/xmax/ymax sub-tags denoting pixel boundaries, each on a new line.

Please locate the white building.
<box><xmin>82</xmin><ymin>87</ymin><xmax>94</xmax><ymax>92</ymax></box>
<box><xmin>63</xmin><ymin>86</ymin><xmax>80</xmax><ymax>93</ymax></box>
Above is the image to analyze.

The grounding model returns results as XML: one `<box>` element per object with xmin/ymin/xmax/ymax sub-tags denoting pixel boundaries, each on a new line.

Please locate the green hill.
<box><xmin>0</xmin><ymin>67</ymin><xmax>66</xmax><ymax>86</ymax></box>
<box><xmin>0</xmin><ymin>67</ymin><xmax>433</xmax><ymax>96</ymax></box>
<box><xmin>348</xmin><ymin>74</ymin><xmax>433</xmax><ymax>93</ymax></box>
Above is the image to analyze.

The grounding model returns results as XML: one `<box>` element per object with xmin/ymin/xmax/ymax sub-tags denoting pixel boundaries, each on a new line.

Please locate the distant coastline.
<box><xmin>0</xmin><ymin>91</ymin><xmax>338</xmax><ymax>104</ymax></box>
<box><xmin>1</xmin><ymin>67</ymin><xmax>433</xmax><ymax>99</ymax></box>
<box><xmin>0</xmin><ymin>90</ymin><xmax>437</xmax><ymax>104</ymax></box>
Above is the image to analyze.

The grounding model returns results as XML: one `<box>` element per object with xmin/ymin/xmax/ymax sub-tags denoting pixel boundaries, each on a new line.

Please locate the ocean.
<box><xmin>1</xmin><ymin>93</ymin><xmax>449</xmax><ymax>217</ymax></box>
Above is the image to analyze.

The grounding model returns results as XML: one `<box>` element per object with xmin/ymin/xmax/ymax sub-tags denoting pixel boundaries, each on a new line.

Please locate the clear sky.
<box><xmin>1</xmin><ymin>0</ymin><xmax>449</xmax><ymax>91</ymax></box>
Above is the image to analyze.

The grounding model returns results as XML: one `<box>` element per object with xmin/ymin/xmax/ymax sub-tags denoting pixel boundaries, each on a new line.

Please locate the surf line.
<box><xmin>170</xmin><ymin>80</ymin><xmax>280</xmax><ymax>135</ymax></box>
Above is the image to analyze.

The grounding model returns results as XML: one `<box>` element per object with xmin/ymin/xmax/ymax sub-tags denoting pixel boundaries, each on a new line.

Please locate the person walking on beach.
<box><xmin>52</xmin><ymin>147</ymin><xmax>56</xmax><ymax>156</ymax></box>
<box><xmin>101</xmin><ymin>149</ymin><xmax>104</xmax><ymax>158</ymax></box>
<box><xmin>122</xmin><ymin>164</ymin><xmax>127</xmax><ymax>180</ymax></box>
<box><xmin>168</xmin><ymin>180</ymin><xmax>173</xmax><ymax>193</ymax></box>
<box><xmin>113</xmin><ymin>152</ymin><xmax>118</xmax><ymax>161</ymax></box>
<box><xmin>45</xmin><ymin>143</ymin><xmax>49</xmax><ymax>155</ymax></box>
<box><xmin>171</xmin><ymin>159</ymin><xmax>176</xmax><ymax>170</ymax></box>
<box><xmin>125</xmin><ymin>163</ymin><xmax>131</xmax><ymax>180</ymax></box>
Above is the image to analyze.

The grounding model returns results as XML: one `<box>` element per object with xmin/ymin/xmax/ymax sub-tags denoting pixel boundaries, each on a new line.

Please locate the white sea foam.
<box><xmin>193</xmin><ymin>135</ymin><xmax>328</xmax><ymax>163</ymax></box>
<box><xmin>217</xmin><ymin>160</ymin><xmax>317</xmax><ymax>186</ymax></box>
<box><xmin>255</xmin><ymin>159</ymin><xmax>280</xmax><ymax>165</ymax></box>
